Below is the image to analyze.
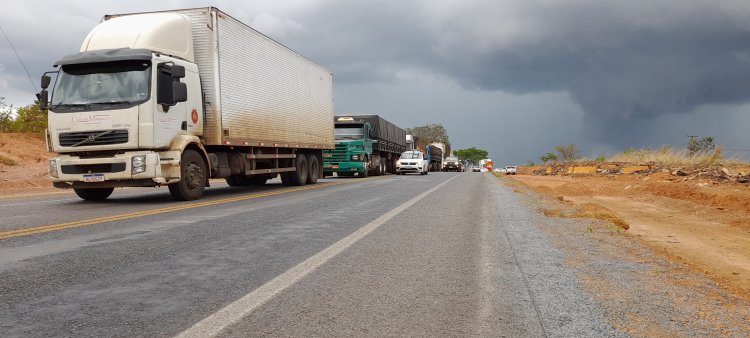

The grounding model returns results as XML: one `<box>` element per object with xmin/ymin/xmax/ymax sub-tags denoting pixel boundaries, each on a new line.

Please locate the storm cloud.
<box><xmin>2</xmin><ymin>0</ymin><xmax>750</xmax><ymax>161</ymax></box>
<box><xmin>289</xmin><ymin>1</ymin><xmax>750</xmax><ymax>138</ymax></box>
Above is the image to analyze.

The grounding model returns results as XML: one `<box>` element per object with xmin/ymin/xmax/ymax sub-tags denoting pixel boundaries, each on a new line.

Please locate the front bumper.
<box><xmin>323</xmin><ymin>161</ymin><xmax>365</xmax><ymax>173</ymax></box>
<box><xmin>396</xmin><ymin>164</ymin><xmax>424</xmax><ymax>173</ymax></box>
<box><xmin>49</xmin><ymin>151</ymin><xmax>167</xmax><ymax>188</ymax></box>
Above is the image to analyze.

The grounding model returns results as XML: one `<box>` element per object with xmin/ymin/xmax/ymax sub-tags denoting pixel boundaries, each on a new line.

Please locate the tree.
<box><xmin>0</xmin><ymin>97</ymin><xmax>14</xmax><ymax>132</ymax></box>
<box><xmin>12</xmin><ymin>101</ymin><xmax>47</xmax><ymax>132</ymax></box>
<box><xmin>453</xmin><ymin>147</ymin><xmax>488</xmax><ymax>165</ymax></box>
<box><xmin>405</xmin><ymin>124</ymin><xmax>450</xmax><ymax>146</ymax></box>
<box><xmin>555</xmin><ymin>144</ymin><xmax>581</xmax><ymax>162</ymax></box>
<box><xmin>687</xmin><ymin>136</ymin><xmax>716</xmax><ymax>155</ymax></box>
<box><xmin>539</xmin><ymin>152</ymin><xmax>558</xmax><ymax>164</ymax></box>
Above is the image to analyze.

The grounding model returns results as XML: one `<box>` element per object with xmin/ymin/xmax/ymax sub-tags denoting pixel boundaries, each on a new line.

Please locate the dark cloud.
<box><xmin>2</xmin><ymin>0</ymin><xmax>749</xmax><ymax>162</ymax></box>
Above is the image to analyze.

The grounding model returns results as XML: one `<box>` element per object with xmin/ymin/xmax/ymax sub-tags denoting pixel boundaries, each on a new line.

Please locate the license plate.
<box><xmin>332</xmin><ymin>165</ymin><xmax>339</xmax><ymax>169</ymax></box>
<box><xmin>83</xmin><ymin>174</ymin><xmax>105</xmax><ymax>182</ymax></box>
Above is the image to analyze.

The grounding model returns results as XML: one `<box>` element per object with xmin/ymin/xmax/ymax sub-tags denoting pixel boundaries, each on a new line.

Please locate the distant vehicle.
<box><xmin>396</xmin><ymin>151</ymin><xmax>429</xmax><ymax>175</ymax></box>
<box><xmin>494</xmin><ymin>168</ymin><xmax>505</xmax><ymax>173</ymax></box>
<box><xmin>505</xmin><ymin>166</ymin><xmax>517</xmax><ymax>175</ymax></box>
<box><xmin>479</xmin><ymin>158</ymin><xmax>493</xmax><ymax>172</ymax></box>
<box><xmin>323</xmin><ymin>115</ymin><xmax>405</xmax><ymax>178</ymax></box>
<box><xmin>470</xmin><ymin>166</ymin><xmax>481</xmax><ymax>172</ymax></box>
<box><xmin>443</xmin><ymin>156</ymin><xmax>463</xmax><ymax>172</ymax></box>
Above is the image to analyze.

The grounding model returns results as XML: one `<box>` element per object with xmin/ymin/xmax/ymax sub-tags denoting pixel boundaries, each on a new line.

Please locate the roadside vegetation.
<box><xmin>454</xmin><ymin>147</ymin><xmax>488</xmax><ymax>165</ymax></box>
<box><xmin>0</xmin><ymin>98</ymin><xmax>47</xmax><ymax>133</ymax></box>
<box><xmin>405</xmin><ymin>123</ymin><xmax>450</xmax><ymax>145</ymax></box>
<box><xmin>537</xmin><ymin>137</ymin><xmax>747</xmax><ymax>167</ymax></box>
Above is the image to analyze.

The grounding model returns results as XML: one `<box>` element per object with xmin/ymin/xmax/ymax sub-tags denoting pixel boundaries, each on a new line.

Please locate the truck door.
<box><xmin>153</xmin><ymin>59</ymin><xmax>188</xmax><ymax>148</ymax></box>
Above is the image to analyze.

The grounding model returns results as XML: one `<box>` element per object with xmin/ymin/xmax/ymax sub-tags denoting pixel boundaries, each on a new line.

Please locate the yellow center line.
<box><xmin>0</xmin><ymin>177</ymin><xmax>381</xmax><ymax>240</ymax></box>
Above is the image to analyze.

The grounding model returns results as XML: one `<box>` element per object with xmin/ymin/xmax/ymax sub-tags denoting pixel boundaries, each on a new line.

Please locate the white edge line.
<box><xmin>175</xmin><ymin>173</ymin><xmax>463</xmax><ymax>338</ymax></box>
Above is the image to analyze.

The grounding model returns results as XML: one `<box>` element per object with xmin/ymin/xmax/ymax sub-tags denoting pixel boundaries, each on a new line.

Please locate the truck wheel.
<box><xmin>226</xmin><ymin>175</ymin><xmax>250</xmax><ymax>186</ymax></box>
<box><xmin>74</xmin><ymin>187</ymin><xmax>114</xmax><ymax>201</ymax></box>
<box><xmin>306</xmin><ymin>154</ymin><xmax>319</xmax><ymax>184</ymax></box>
<box><xmin>249</xmin><ymin>176</ymin><xmax>267</xmax><ymax>185</ymax></box>
<box><xmin>373</xmin><ymin>156</ymin><xmax>381</xmax><ymax>176</ymax></box>
<box><xmin>380</xmin><ymin>158</ymin><xmax>386</xmax><ymax>176</ymax></box>
<box><xmin>169</xmin><ymin>149</ymin><xmax>207</xmax><ymax>200</ymax></box>
<box><xmin>286</xmin><ymin>153</ymin><xmax>308</xmax><ymax>186</ymax></box>
<box><xmin>358</xmin><ymin>157</ymin><xmax>368</xmax><ymax>178</ymax></box>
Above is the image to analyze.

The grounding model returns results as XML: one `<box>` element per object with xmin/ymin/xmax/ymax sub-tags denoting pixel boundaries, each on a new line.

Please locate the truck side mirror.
<box><xmin>41</xmin><ymin>75</ymin><xmax>51</xmax><ymax>89</ymax></box>
<box><xmin>170</xmin><ymin>65</ymin><xmax>185</xmax><ymax>79</ymax></box>
<box><xmin>172</xmin><ymin>82</ymin><xmax>187</xmax><ymax>103</ymax></box>
<box><xmin>36</xmin><ymin>89</ymin><xmax>49</xmax><ymax>110</ymax></box>
<box><xmin>157</xmin><ymin>63</ymin><xmax>188</xmax><ymax>108</ymax></box>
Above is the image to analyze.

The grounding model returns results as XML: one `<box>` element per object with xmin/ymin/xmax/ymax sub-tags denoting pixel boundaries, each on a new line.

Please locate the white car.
<box><xmin>396</xmin><ymin>151</ymin><xmax>429</xmax><ymax>175</ymax></box>
<box><xmin>505</xmin><ymin>166</ymin><xmax>517</xmax><ymax>175</ymax></box>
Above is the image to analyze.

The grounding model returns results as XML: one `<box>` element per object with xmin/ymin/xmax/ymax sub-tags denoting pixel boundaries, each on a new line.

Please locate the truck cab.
<box><xmin>41</xmin><ymin>14</ymin><xmax>204</xmax><ymax>200</ymax></box>
<box><xmin>323</xmin><ymin>117</ymin><xmax>374</xmax><ymax>177</ymax></box>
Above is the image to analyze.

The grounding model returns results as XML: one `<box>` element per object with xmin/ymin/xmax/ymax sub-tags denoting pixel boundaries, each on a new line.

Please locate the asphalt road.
<box><xmin>0</xmin><ymin>172</ymin><xmax>619</xmax><ymax>337</ymax></box>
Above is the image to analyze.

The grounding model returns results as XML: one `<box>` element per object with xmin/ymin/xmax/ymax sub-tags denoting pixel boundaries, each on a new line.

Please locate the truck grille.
<box><xmin>327</xmin><ymin>143</ymin><xmax>349</xmax><ymax>162</ymax></box>
<box><xmin>61</xmin><ymin>163</ymin><xmax>126</xmax><ymax>174</ymax></box>
<box><xmin>59</xmin><ymin>129</ymin><xmax>129</xmax><ymax>147</ymax></box>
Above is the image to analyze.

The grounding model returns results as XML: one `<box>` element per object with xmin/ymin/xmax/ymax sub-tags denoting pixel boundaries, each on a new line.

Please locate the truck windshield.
<box><xmin>51</xmin><ymin>60</ymin><xmax>151</xmax><ymax>112</ymax></box>
<box><xmin>400</xmin><ymin>151</ymin><xmax>423</xmax><ymax>159</ymax></box>
<box><xmin>334</xmin><ymin>127</ymin><xmax>364</xmax><ymax>140</ymax></box>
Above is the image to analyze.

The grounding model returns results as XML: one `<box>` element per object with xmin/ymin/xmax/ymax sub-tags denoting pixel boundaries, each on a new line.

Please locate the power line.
<box><xmin>0</xmin><ymin>24</ymin><xmax>38</xmax><ymax>94</ymax></box>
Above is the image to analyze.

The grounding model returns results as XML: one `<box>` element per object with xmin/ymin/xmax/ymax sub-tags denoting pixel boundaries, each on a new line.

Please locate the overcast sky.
<box><xmin>2</xmin><ymin>0</ymin><xmax>750</xmax><ymax>163</ymax></box>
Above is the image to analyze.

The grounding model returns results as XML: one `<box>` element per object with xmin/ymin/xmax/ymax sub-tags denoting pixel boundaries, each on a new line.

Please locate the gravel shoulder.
<box><xmin>500</xmin><ymin>174</ymin><xmax>750</xmax><ymax>336</ymax></box>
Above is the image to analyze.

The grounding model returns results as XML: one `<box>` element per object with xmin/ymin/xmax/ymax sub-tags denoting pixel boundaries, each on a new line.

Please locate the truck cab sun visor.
<box><xmin>54</xmin><ymin>48</ymin><xmax>152</xmax><ymax>66</ymax></box>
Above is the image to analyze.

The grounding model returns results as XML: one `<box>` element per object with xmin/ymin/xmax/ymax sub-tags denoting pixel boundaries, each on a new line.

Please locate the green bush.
<box><xmin>0</xmin><ymin>98</ymin><xmax>47</xmax><ymax>133</ymax></box>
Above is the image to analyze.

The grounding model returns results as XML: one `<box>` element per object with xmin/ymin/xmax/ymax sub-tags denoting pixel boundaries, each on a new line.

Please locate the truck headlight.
<box><xmin>132</xmin><ymin>155</ymin><xmax>146</xmax><ymax>174</ymax></box>
<box><xmin>351</xmin><ymin>155</ymin><xmax>359</xmax><ymax>161</ymax></box>
<box><xmin>49</xmin><ymin>159</ymin><xmax>58</xmax><ymax>178</ymax></box>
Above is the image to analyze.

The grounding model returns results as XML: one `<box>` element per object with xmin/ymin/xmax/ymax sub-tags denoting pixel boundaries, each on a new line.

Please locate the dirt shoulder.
<box><xmin>0</xmin><ymin>133</ymin><xmax>58</xmax><ymax>196</ymax></box>
<box><xmin>508</xmin><ymin>170</ymin><xmax>750</xmax><ymax>299</ymax></box>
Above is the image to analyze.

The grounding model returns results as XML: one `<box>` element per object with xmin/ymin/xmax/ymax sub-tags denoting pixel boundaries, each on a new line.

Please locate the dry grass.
<box><xmin>569</xmin><ymin>203</ymin><xmax>630</xmax><ymax>230</ymax></box>
<box><xmin>539</xmin><ymin>208</ymin><xmax>563</xmax><ymax>217</ymax></box>
<box><xmin>539</xmin><ymin>204</ymin><xmax>630</xmax><ymax>230</ymax></box>
<box><xmin>0</xmin><ymin>152</ymin><xmax>19</xmax><ymax>166</ymax></box>
<box><xmin>608</xmin><ymin>146</ymin><xmax>745</xmax><ymax>166</ymax></box>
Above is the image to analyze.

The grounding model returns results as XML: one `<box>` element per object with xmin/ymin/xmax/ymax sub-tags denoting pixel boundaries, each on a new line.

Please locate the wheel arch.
<box><xmin>168</xmin><ymin>135</ymin><xmax>210</xmax><ymax>183</ymax></box>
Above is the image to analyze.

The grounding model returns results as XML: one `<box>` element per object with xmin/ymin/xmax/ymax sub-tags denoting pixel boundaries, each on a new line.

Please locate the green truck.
<box><xmin>323</xmin><ymin>115</ymin><xmax>406</xmax><ymax>177</ymax></box>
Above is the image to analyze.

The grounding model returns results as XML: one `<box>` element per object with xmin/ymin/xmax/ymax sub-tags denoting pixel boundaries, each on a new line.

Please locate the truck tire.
<box><xmin>169</xmin><ymin>149</ymin><xmax>207</xmax><ymax>200</ymax></box>
<box><xmin>285</xmin><ymin>153</ymin><xmax>308</xmax><ymax>186</ymax></box>
<box><xmin>249</xmin><ymin>176</ymin><xmax>268</xmax><ymax>185</ymax></box>
<box><xmin>360</xmin><ymin>157</ymin><xmax>369</xmax><ymax>178</ymax></box>
<box><xmin>306</xmin><ymin>154</ymin><xmax>319</xmax><ymax>184</ymax></box>
<box><xmin>373</xmin><ymin>156</ymin><xmax>382</xmax><ymax>176</ymax></box>
<box><xmin>226</xmin><ymin>175</ymin><xmax>249</xmax><ymax>186</ymax></box>
<box><xmin>380</xmin><ymin>158</ymin><xmax>386</xmax><ymax>175</ymax></box>
<box><xmin>74</xmin><ymin>187</ymin><xmax>114</xmax><ymax>201</ymax></box>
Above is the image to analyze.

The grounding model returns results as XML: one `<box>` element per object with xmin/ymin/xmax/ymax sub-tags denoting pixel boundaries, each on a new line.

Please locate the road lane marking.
<box><xmin>0</xmin><ymin>178</ymin><xmax>386</xmax><ymax>240</ymax></box>
<box><xmin>176</xmin><ymin>173</ymin><xmax>463</xmax><ymax>338</ymax></box>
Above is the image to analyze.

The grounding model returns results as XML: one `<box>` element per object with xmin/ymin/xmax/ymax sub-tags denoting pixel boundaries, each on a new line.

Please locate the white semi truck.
<box><xmin>38</xmin><ymin>7</ymin><xmax>334</xmax><ymax>200</ymax></box>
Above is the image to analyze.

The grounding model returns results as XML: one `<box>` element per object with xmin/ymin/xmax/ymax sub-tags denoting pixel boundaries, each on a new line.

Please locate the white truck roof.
<box><xmin>81</xmin><ymin>13</ymin><xmax>194</xmax><ymax>62</ymax></box>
